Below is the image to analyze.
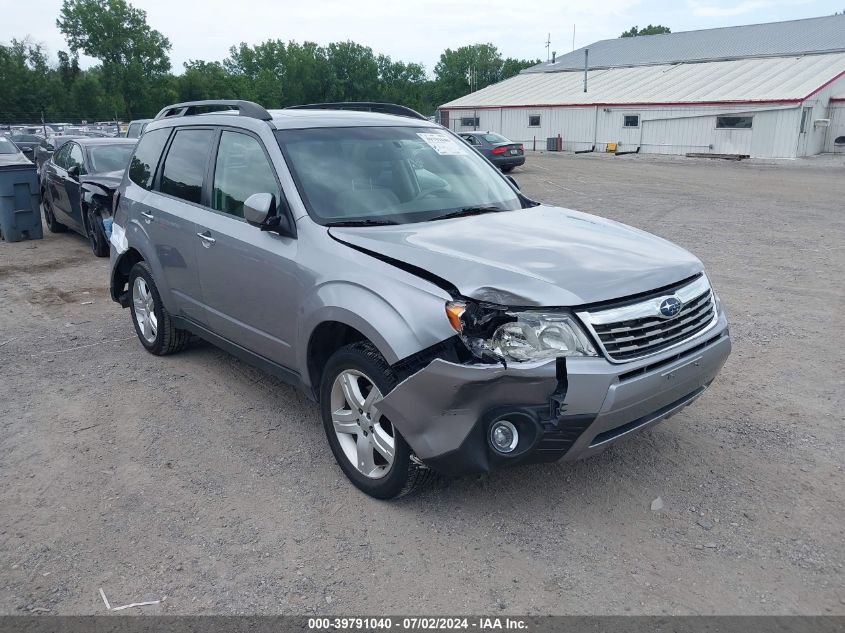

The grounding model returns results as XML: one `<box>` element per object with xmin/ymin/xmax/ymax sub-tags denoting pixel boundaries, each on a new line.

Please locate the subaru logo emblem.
<box><xmin>659</xmin><ymin>296</ymin><xmax>683</xmax><ymax>318</ymax></box>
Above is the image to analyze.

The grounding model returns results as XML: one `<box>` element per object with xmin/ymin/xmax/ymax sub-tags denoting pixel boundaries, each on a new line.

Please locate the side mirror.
<box><xmin>244</xmin><ymin>192</ymin><xmax>273</xmax><ymax>225</ymax></box>
<box><xmin>244</xmin><ymin>192</ymin><xmax>295</xmax><ymax>237</ymax></box>
<box><xmin>507</xmin><ymin>175</ymin><xmax>520</xmax><ymax>190</ymax></box>
<box><xmin>67</xmin><ymin>164</ymin><xmax>80</xmax><ymax>180</ymax></box>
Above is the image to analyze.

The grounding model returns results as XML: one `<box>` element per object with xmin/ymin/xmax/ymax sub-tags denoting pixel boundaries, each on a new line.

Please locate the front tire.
<box><xmin>320</xmin><ymin>341</ymin><xmax>433</xmax><ymax>499</ymax></box>
<box><xmin>128</xmin><ymin>261</ymin><xmax>191</xmax><ymax>356</ymax></box>
<box><xmin>42</xmin><ymin>194</ymin><xmax>67</xmax><ymax>233</ymax></box>
<box><xmin>86</xmin><ymin>207</ymin><xmax>109</xmax><ymax>257</ymax></box>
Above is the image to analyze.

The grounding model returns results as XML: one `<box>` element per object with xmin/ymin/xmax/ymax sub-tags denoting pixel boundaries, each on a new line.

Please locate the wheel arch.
<box><xmin>111</xmin><ymin>247</ymin><xmax>145</xmax><ymax>306</ymax></box>
<box><xmin>306</xmin><ymin>321</ymin><xmax>369</xmax><ymax>399</ymax></box>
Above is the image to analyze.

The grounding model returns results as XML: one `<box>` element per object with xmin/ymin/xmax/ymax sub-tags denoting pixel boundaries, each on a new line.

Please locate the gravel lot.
<box><xmin>1</xmin><ymin>152</ymin><xmax>843</xmax><ymax>616</ymax></box>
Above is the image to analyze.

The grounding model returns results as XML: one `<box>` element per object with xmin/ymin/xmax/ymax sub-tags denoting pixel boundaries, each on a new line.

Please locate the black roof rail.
<box><xmin>285</xmin><ymin>102</ymin><xmax>428</xmax><ymax>121</ymax></box>
<box><xmin>153</xmin><ymin>100</ymin><xmax>272</xmax><ymax>121</ymax></box>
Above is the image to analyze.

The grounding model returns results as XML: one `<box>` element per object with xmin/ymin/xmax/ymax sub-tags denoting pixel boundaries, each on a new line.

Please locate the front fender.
<box><xmin>81</xmin><ymin>182</ymin><xmax>111</xmax><ymax>209</ymax></box>
<box><xmin>297</xmin><ymin>278</ymin><xmax>456</xmax><ymax>387</ymax></box>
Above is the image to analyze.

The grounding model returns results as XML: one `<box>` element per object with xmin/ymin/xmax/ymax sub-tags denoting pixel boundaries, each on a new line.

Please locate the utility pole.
<box><xmin>572</xmin><ymin>25</ymin><xmax>576</xmax><ymax>51</ymax></box>
<box><xmin>545</xmin><ymin>33</ymin><xmax>551</xmax><ymax>61</ymax></box>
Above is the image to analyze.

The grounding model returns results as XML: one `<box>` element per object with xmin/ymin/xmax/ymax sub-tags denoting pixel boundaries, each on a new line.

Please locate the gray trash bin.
<box><xmin>0</xmin><ymin>162</ymin><xmax>43</xmax><ymax>242</ymax></box>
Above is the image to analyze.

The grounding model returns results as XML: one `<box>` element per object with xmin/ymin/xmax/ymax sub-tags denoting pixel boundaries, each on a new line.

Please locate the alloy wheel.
<box><xmin>330</xmin><ymin>369</ymin><xmax>395</xmax><ymax>479</ymax></box>
<box><xmin>132</xmin><ymin>277</ymin><xmax>158</xmax><ymax>344</ymax></box>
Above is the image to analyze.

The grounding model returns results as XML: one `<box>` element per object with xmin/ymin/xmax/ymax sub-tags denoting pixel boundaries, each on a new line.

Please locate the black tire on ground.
<box><xmin>42</xmin><ymin>195</ymin><xmax>67</xmax><ymax>233</ymax></box>
<box><xmin>128</xmin><ymin>261</ymin><xmax>191</xmax><ymax>356</ymax></box>
<box><xmin>86</xmin><ymin>207</ymin><xmax>109</xmax><ymax>257</ymax></box>
<box><xmin>501</xmin><ymin>166</ymin><xmax>514</xmax><ymax>173</ymax></box>
<box><xmin>320</xmin><ymin>341</ymin><xmax>434</xmax><ymax>499</ymax></box>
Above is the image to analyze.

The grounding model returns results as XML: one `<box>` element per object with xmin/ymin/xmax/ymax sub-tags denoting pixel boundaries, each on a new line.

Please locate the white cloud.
<box><xmin>687</xmin><ymin>0</ymin><xmax>813</xmax><ymax>17</ymax></box>
<box><xmin>1</xmin><ymin>0</ymin><xmax>645</xmax><ymax>72</ymax></box>
<box><xmin>0</xmin><ymin>0</ymin><xmax>836</xmax><ymax>74</ymax></box>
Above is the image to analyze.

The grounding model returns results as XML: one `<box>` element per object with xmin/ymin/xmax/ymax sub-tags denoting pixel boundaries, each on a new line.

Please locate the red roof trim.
<box><xmin>831</xmin><ymin>97</ymin><xmax>845</xmax><ymax>102</ymax></box>
<box><xmin>803</xmin><ymin>68</ymin><xmax>845</xmax><ymax>99</ymax></box>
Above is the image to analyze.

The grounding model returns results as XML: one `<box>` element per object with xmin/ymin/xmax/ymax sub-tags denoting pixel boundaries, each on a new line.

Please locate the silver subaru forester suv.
<box><xmin>109</xmin><ymin>100</ymin><xmax>731</xmax><ymax>499</ymax></box>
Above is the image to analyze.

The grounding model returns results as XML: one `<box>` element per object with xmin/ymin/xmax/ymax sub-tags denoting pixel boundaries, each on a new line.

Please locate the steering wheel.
<box><xmin>418</xmin><ymin>187</ymin><xmax>451</xmax><ymax>199</ymax></box>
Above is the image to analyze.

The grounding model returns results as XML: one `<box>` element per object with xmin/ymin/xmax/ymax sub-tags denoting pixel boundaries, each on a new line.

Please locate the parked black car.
<box><xmin>34</xmin><ymin>135</ymin><xmax>86</xmax><ymax>174</ymax></box>
<box><xmin>9</xmin><ymin>134</ymin><xmax>44</xmax><ymax>162</ymax></box>
<box><xmin>41</xmin><ymin>138</ymin><xmax>136</xmax><ymax>256</ymax></box>
<box><xmin>459</xmin><ymin>131</ymin><xmax>525</xmax><ymax>172</ymax></box>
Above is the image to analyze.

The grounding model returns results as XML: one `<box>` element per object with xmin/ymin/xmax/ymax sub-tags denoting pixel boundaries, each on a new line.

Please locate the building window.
<box><xmin>623</xmin><ymin>115</ymin><xmax>640</xmax><ymax>128</ymax></box>
<box><xmin>716</xmin><ymin>116</ymin><xmax>753</xmax><ymax>129</ymax></box>
<box><xmin>460</xmin><ymin>116</ymin><xmax>480</xmax><ymax>127</ymax></box>
<box><xmin>528</xmin><ymin>115</ymin><xmax>541</xmax><ymax>127</ymax></box>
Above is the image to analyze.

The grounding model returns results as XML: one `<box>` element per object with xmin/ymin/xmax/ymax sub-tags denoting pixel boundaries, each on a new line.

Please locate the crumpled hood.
<box><xmin>329</xmin><ymin>205</ymin><xmax>703</xmax><ymax>306</ymax></box>
<box><xmin>81</xmin><ymin>169</ymin><xmax>123</xmax><ymax>190</ymax></box>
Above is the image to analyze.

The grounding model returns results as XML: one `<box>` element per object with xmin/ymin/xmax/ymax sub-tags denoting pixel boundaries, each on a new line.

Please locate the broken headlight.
<box><xmin>490</xmin><ymin>312</ymin><xmax>596</xmax><ymax>361</ymax></box>
<box><xmin>446</xmin><ymin>302</ymin><xmax>597</xmax><ymax>362</ymax></box>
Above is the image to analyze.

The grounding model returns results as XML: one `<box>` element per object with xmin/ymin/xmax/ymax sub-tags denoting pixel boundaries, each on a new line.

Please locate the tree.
<box><xmin>325</xmin><ymin>41</ymin><xmax>379</xmax><ymax>102</ymax></box>
<box><xmin>376</xmin><ymin>54</ymin><xmax>431</xmax><ymax>114</ymax></box>
<box><xmin>57</xmin><ymin>0</ymin><xmax>171</xmax><ymax>118</ymax></box>
<box><xmin>434</xmin><ymin>44</ymin><xmax>538</xmax><ymax>104</ymax></box>
<box><xmin>0</xmin><ymin>39</ymin><xmax>55</xmax><ymax>123</ymax></box>
<box><xmin>621</xmin><ymin>25</ymin><xmax>671</xmax><ymax>37</ymax></box>
<box><xmin>501</xmin><ymin>57</ymin><xmax>540</xmax><ymax>80</ymax></box>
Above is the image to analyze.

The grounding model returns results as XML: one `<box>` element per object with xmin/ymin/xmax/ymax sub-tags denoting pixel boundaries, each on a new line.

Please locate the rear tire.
<box><xmin>320</xmin><ymin>341</ymin><xmax>433</xmax><ymax>499</ymax></box>
<box><xmin>501</xmin><ymin>166</ymin><xmax>514</xmax><ymax>173</ymax></box>
<box><xmin>128</xmin><ymin>261</ymin><xmax>191</xmax><ymax>356</ymax></box>
<box><xmin>42</xmin><ymin>195</ymin><xmax>67</xmax><ymax>233</ymax></box>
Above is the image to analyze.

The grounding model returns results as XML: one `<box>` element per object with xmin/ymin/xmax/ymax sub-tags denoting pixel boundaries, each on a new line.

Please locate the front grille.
<box><xmin>578</xmin><ymin>276</ymin><xmax>717</xmax><ymax>363</ymax></box>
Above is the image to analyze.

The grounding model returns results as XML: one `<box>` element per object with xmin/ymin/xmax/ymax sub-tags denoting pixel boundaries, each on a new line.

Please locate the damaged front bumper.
<box><xmin>376</xmin><ymin>307</ymin><xmax>731</xmax><ymax>477</ymax></box>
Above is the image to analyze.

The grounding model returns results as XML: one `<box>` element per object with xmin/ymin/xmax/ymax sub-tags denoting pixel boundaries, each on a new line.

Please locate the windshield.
<box><xmin>87</xmin><ymin>144</ymin><xmax>134</xmax><ymax>173</ymax></box>
<box><xmin>0</xmin><ymin>138</ymin><xmax>19</xmax><ymax>154</ymax></box>
<box><xmin>275</xmin><ymin>126</ymin><xmax>522</xmax><ymax>225</ymax></box>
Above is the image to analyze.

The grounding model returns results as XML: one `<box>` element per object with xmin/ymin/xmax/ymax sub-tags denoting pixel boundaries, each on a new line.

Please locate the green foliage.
<box><xmin>57</xmin><ymin>0</ymin><xmax>171</xmax><ymax>117</ymax></box>
<box><xmin>621</xmin><ymin>25</ymin><xmax>672</xmax><ymax>38</ymax></box>
<box><xmin>1</xmin><ymin>5</ymin><xmax>540</xmax><ymax>123</ymax></box>
<box><xmin>434</xmin><ymin>43</ymin><xmax>538</xmax><ymax>105</ymax></box>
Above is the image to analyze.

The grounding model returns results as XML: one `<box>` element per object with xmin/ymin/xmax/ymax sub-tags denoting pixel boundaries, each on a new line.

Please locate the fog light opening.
<box><xmin>490</xmin><ymin>420</ymin><xmax>519</xmax><ymax>454</ymax></box>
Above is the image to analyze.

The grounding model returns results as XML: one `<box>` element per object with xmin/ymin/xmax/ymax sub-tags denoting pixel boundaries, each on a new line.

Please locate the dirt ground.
<box><xmin>1</xmin><ymin>152</ymin><xmax>843</xmax><ymax>616</ymax></box>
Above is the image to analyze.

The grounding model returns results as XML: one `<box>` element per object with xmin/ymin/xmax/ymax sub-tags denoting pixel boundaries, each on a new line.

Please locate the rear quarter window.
<box><xmin>128</xmin><ymin>128</ymin><xmax>171</xmax><ymax>190</ymax></box>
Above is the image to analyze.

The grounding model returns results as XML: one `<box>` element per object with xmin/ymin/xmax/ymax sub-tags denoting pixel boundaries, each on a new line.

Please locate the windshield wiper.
<box><xmin>325</xmin><ymin>219</ymin><xmax>399</xmax><ymax>227</ymax></box>
<box><xmin>428</xmin><ymin>206</ymin><xmax>503</xmax><ymax>221</ymax></box>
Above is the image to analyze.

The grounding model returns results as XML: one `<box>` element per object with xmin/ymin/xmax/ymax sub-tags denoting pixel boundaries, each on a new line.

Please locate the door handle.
<box><xmin>140</xmin><ymin>211</ymin><xmax>154</xmax><ymax>223</ymax></box>
<box><xmin>197</xmin><ymin>231</ymin><xmax>216</xmax><ymax>247</ymax></box>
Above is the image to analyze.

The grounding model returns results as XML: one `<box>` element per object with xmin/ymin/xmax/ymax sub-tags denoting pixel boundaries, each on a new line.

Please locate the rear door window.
<box><xmin>159</xmin><ymin>129</ymin><xmax>214</xmax><ymax>204</ymax></box>
<box><xmin>212</xmin><ymin>130</ymin><xmax>281</xmax><ymax>218</ymax></box>
<box><xmin>128</xmin><ymin>128</ymin><xmax>170</xmax><ymax>190</ymax></box>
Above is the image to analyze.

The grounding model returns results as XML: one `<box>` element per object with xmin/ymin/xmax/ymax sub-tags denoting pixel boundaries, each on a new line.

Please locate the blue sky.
<box><xmin>1</xmin><ymin>0</ymin><xmax>843</xmax><ymax>73</ymax></box>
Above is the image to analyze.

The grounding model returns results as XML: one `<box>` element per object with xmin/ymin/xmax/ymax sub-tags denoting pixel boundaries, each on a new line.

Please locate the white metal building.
<box><xmin>826</xmin><ymin>96</ymin><xmax>845</xmax><ymax>153</ymax></box>
<box><xmin>439</xmin><ymin>15</ymin><xmax>845</xmax><ymax>158</ymax></box>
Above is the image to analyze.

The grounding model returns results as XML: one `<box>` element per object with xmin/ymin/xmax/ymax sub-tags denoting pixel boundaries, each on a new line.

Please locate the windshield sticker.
<box><xmin>417</xmin><ymin>132</ymin><xmax>467</xmax><ymax>156</ymax></box>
